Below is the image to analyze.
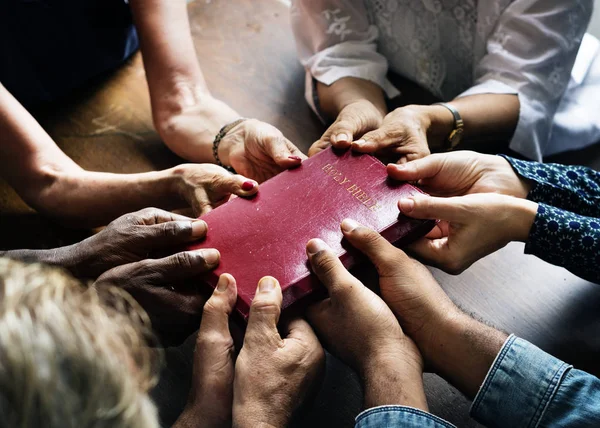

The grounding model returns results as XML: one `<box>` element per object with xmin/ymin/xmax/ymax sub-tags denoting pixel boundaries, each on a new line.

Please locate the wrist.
<box><xmin>508</xmin><ymin>198</ymin><xmax>538</xmax><ymax>243</ymax></box>
<box><xmin>418</xmin><ymin>310</ymin><xmax>508</xmax><ymax>398</ymax></box>
<box><xmin>233</xmin><ymin>405</ymin><xmax>286</xmax><ymax>428</ymax></box>
<box><xmin>216</xmin><ymin>120</ymin><xmax>248</xmax><ymax>167</ymax></box>
<box><xmin>361</xmin><ymin>345</ymin><xmax>427</xmax><ymax>410</ymax></box>
<box><xmin>423</xmin><ymin>104</ymin><xmax>455</xmax><ymax>149</ymax></box>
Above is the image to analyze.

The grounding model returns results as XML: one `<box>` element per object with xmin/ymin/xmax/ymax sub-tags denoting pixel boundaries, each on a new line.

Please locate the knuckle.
<box><xmin>202</xmin><ymin>298</ymin><xmax>225</xmax><ymax>317</ymax></box>
<box><xmin>250</xmin><ymin>299</ymin><xmax>281</xmax><ymax>318</ymax></box>
<box><xmin>312</xmin><ymin>251</ymin><xmax>338</xmax><ymax>276</ymax></box>
<box><xmin>197</xmin><ymin>330</ymin><xmax>231</xmax><ymax>349</ymax></box>
<box><xmin>173</xmin><ymin>252</ymin><xmax>195</xmax><ymax>270</ymax></box>
<box><xmin>161</xmin><ymin>221</ymin><xmax>187</xmax><ymax>238</ymax></box>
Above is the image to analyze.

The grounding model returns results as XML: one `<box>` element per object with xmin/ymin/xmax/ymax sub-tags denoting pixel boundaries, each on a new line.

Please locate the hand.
<box><xmin>398</xmin><ymin>193</ymin><xmax>538</xmax><ymax>274</ymax></box>
<box><xmin>308</xmin><ymin>100</ymin><xmax>384</xmax><ymax>157</ymax></box>
<box><xmin>387</xmin><ymin>150</ymin><xmax>532</xmax><ymax>198</ymax></box>
<box><xmin>233</xmin><ymin>277</ymin><xmax>324</xmax><ymax>428</ymax></box>
<box><xmin>338</xmin><ymin>220</ymin><xmax>507</xmax><ymax>399</ymax></box>
<box><xmin>305</xmin><ymin>238</ymin><xmax>426</xmax><ymax>410</ymax></box>
<box><xmin>174</xmin><ymin>274</ymin><xmax>237</xmax><ymax>428</ymax></box>
<box><xmin>94</xmin><ymin>245</ymin><xmax>221</xmax><ymax>345</ymax></box>
<box><xmin>220</xmin><ymin>119</ymin><xmax>307</xmax><ymax>183</ymax></box>
<box><xmin>69</xmin><ymin>208</ymin><xmax>210</xmax><ymax>278</ymax></box>
<box><xmin>339</xmin><ymin>219</ymin><xmax>459</xmax><ymax>342</ymax></box>
<box><xmin>168</xmin><ymin>163</ymin><xmax>259</xmax><ymax>216</ymax></box>
<box><xmin>350</xmin><ymin>105</ymin><xmax>432</xmax><ymax>163</ymax></box>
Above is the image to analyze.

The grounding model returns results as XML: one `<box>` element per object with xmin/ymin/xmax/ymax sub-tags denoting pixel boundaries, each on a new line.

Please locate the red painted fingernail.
<box><xmin>289</xmin><ymin>156</ymin><xmax>302</xmax><ymax>161</ymax></box>
<box><xmin>242</xmin><ymin>181</ymin><xmax>255</xmax><ymax>191</ymax></box>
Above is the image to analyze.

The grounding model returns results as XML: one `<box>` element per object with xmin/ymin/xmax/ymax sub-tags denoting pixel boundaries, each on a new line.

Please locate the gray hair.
<box><xmin>0</xmin><ymin>258</ymin><xmax>161</xmax><ymax>428</ymax></box>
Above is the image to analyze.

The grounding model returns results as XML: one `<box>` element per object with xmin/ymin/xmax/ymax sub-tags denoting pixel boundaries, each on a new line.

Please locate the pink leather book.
<box><xmin>189</xmin><ymin>148</ymin><xmax>435</xmax><ymax>319</ymax></box>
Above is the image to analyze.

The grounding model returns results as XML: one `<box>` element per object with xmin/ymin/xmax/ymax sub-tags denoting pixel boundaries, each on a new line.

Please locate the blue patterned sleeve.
<box><xmin>525</xmin><ymin>203</ymin><xmax>600</xmax><ymax>284</ymax></box>
<box><xmin>500</xmin><ymin>156</ymin><xmax>600</xmax><ymax>217</ymax></box>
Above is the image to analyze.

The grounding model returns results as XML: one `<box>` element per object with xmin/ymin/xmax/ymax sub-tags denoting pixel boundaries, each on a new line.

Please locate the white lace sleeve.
<box><xmin>290</xmin><ymin>0</ymin><xmax>399</xmax><ymax>120</ymax></box>
<box><xmin>457</xmin><ymin>0</ymin><xmax>593</xmax><ymax>161</ymax></box>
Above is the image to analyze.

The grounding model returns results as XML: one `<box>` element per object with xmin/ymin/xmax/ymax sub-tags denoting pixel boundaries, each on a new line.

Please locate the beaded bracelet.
<box><xmin>213</xmin><ymin>118</ymin><xmax>247</xmax><ymax>173</ymax></box>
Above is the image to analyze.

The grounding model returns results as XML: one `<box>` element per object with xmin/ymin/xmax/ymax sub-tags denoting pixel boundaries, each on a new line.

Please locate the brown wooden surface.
<box><xmin>1</xmin><ymin>1</ymin><xmax>600</xmax><ymax>427</ymax></box>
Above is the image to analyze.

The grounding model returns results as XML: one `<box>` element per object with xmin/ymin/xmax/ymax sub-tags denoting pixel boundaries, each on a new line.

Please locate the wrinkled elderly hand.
<box><xmin>174</xmin><ymin>274</ymin><xmax>238</xmax><ymax>428</ymax></box>
<box><xmin>233</xmin><ymin>277</ymin><xmax>324</xmax><ymax>428</ymax></box>
<box><xmin>168</xmin><ymin>163</ymin><xmax>259</xmax><ymax>216</ymax></box>
<box><xmin>68</xmin><ymin>208</ymin><xmax>210</xmax><ymax>278</ymax></box>
<box><xmin>94</xmin><ymin>244</ymin><xmax>220</xmax><ymax>346</ymax></box>
<box><xmin>350</xmin><ymin>105</ymin><xmax>432</xmax><ymax>163</ymax></box>
<box><xmin>386</xmin><ymin>150</ymin><xmax>531</xmax><ymax>198</ymax></box>
<box><xmin>221</xmin><ymin>119</ymin><xmax>307</xmax><ymax>183</ymax></box>
<box><xmin>309</xmin><ymin>100</ymin><xmax>384</xmax><ymax>157</ymax></box>
<box><xmin>398</xmin><ymin>193</ymin><xmax>538</xmax><ymax>274</ymax></box>
<box><xmin>305</xmin><ymin>238</ymin><xmax>426</xmax><ymax>409</ymax></box>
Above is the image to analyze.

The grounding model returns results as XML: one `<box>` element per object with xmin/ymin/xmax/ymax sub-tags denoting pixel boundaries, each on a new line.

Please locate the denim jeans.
<box><xmin>355</xmin><ymin>335</ymin><xmax>600</xmax><ymax>427</ymax></box>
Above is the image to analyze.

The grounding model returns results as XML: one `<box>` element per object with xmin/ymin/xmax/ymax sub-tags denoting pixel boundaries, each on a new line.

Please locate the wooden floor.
<box><xmin>1</xmin><ymin>1</ymin><xmax>600</xmax><ymax>427</ymax></box>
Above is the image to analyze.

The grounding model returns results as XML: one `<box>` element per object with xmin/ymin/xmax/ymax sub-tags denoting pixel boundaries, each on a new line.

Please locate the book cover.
<box><xmin>190</xmin><ymin>148</ymin><xmax>436</xmax><ymax>319</ymax></box>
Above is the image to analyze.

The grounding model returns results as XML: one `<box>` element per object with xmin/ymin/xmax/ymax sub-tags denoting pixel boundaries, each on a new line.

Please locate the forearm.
<box><xmin>317</xmin><ymin>77</ymin><xmax>387</xmax><ymax>121</ymax></box>
<box><xmin>419</xmin><ymin>94</ymin><xmax>520</xmax><ymax>150</ymax></box>
<box><xmin>37</xmin><ymin>169</ymin><xmax>184</xmax><ymax>227</ymax></box>
<box><xmin>420</xmin><ymin>312</ymin><xmax>508</xmax><ymax>399</ymax></box>
<box><xmin>0</xmin><ymin>246</ymin><xmax>78</xmax><ymax>271</ymax></box>
<box><xmin>130</xmin><ymin>0</ymin><xmax>239</xmax><ymax>161</ymax></box>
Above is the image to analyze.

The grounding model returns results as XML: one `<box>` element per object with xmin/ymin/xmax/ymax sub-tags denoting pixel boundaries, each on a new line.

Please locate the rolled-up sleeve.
<box><xmin>290</xmin><ymin>0</ymin><xmax>399</xmax><ymax>118</ymax></box>
<box><xmin>355</xmin><ymin>405</ymin><xmax>456</xmax><ymax>428</ymax></box>
<box><xmin>471</xmin><ymin>335</ymin><xmax>600</xmax><ymax>427</ymax></box>
<box><xmin>457</xmin><ymin>0</ymin><xmax>593</xmax><ymax>161</ymax></box>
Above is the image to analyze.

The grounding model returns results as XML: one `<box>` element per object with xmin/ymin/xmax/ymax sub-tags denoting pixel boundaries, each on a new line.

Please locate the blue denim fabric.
<box><xmin>356</xmin><ymin>336</ymin><xmax>600</xmax><ymax>427</ymax></box>
<box><xmin>0</xmin><ymin>0</ymin><xmax>138</xmax><ymax>108</ymax></box>
<box><xmin>471</xmin><ymin>335</ymin><xmax>600</xmax><ymax>427</ymax></box>
<box><xmin>355</xmin><ymin>405</ymin><xmax>456</xmax><ymax>428</ymax></box>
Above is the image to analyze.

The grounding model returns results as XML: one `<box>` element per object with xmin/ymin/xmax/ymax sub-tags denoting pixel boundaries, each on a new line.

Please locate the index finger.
<box><xmin>127</xmin><ymin>207</ymin><xmax>195</xmax><ymax>226</ymax></box>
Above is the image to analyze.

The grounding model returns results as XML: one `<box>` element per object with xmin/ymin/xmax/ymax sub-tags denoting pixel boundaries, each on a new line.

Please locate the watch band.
<box><xmin>213</xmin><ymin>118</ymin><xmax>247</xmax><ymax>173</ymax></box>
<box><xmin>433</xmin><ymin>102</ymin><xmax>464</xmax><ymax>151</ymax></box>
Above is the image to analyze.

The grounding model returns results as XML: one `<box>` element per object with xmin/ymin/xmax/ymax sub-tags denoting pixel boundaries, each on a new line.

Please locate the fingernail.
<box><xmin>389</xmin><ymin>163</ymin><xmax>403</xmax><ymax>170</ymax></box>
<box><xmin>335</xmin><ymin>133</ymin><xmax>349</xmax><ymax>143</ymax></box>
<box><xmin>306</xmin><ymin>238</ymin><xmax>328</xmax><ymax>256</ymax></box>
<box><xmin>191</xmin><ymin>220</ymin><xmax>207</xmax><ymax>238</ymax></box>
<box><xmin>216</xmin><ymin>274</ymin><xmax>231</xmax><ymax>292</ymax></box>
<box><xmin>353</xmin><ymin>139</ymin><xmax>366</xmax><ymax>146</ymax></box>
<box><xmin>288</xmin><ymin>155</ymin><xmax>302</xmax><ymax>161</ymax></box>
<box><xmin>242</xmin><ymin>180</ymin><xmax>256</xmax><ymax>191</ymax></box>
<box><xmin>399</xmin><ymin>198</ymin><xmax>415</xmax><ymax>213</ymax></box>
<box><xmin>258</xmin><ymin>276</ymin><xmax>277</xmax><ymax>292</ymax></box>
<box><xmin>200</xmin><ymin>249</ymin><xmax>220</xmax><ymax>266</ymax></box>
<box><xmin>341</xmin><ymin>218</ymin><xmax>360</xmax><ymax>233</ymax></box>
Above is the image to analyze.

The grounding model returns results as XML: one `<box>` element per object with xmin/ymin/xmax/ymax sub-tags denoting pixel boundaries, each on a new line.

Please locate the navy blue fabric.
<box><xmin>502</xmin><ymin>155</ymin><xmax>600</xmax><ymax>284</ymax></box>
<box><xmin>0</xmin><ymin>0</ymin><xmax>138</xmax><ymax>108</ymax></box>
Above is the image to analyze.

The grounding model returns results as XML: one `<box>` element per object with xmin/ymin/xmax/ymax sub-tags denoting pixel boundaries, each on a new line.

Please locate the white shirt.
<box><xmin>291</xmin><ymin>0</ymin><xmax>600</xmax><ymax>161</ymax></box>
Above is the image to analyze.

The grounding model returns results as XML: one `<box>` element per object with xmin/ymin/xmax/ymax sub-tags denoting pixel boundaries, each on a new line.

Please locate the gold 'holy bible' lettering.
<box><xmin>321</xmin><ymin>163</ymin><xmax>381</xmax><ymax>211</ymax></box>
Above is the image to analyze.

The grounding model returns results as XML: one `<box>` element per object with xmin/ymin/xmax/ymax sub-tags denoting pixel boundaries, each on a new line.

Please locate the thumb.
<box><xmin>398</xmin><ymin>194</ymin><xmax>467</xmax><ymax>223</ymax></box>
<box><xmin>340</xmin><ymin>219</ymin><xmax>410</xmax><ymax>276</ymax></box>
<box><xmin>245</xmin><ymin>276</ymin><xmax>283</xmax><ymax>345</ymax></box>
<box><xmin>198</xmin><ymin>274</ymin><xmax>238</xmax><ymax>340</ymax></box>
<box><xmin>387</xmin><ymin>153</ymin><xmax>444</xmax><ymax>182</ymax></box>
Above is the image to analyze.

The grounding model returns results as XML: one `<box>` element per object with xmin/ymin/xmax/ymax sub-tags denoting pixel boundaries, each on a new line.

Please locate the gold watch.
<box><xmin>434</xmin><ymin>102</ymin><xmax>463</xmax><ymax>151</ymax></box>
